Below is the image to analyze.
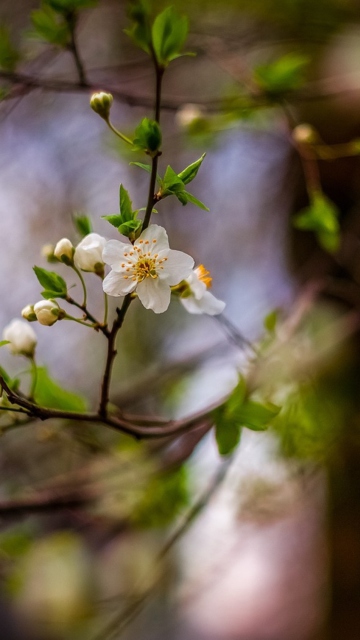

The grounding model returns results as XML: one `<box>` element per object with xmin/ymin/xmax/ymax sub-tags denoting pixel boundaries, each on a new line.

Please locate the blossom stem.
<box><xmin>72</xmin><ymin>265</ymin><xmax>87</xmax><ymax>307</ymax></box>
<box><xmin>103</xmin><ymin>292</ymin><xmax>108</xmax><ymax>327</ymax></box>
<box><xmin>66</xmin><ymin>296</ymin><xmax>110</xmax><ymax>337</ymax></box>
<box><xmin>106</xmin><ymin>119</ymin><xmax>133</xmax><ymax>146</ymax></box>
<box><xmin>63</xmin><ymin>314</ymin><xmax>95</xmax><ymax>328</ymax></box>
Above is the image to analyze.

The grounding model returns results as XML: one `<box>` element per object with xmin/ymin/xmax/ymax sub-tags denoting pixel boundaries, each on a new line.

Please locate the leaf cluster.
<box><xmin>0</xmin><ymin>26</ymin><xmax>20</xmax><ymax>72</ymax></box>
<box><xmin>293</xmin><ymin>191</ymin><xmax>340</xmax><ymax>253</ymax></box>
<box><xmin>33</xmin><ymin>266</ymin><xmax>67</xmax><ymax>299</ymax></box>
<box><xmin>103</xmin><ymin>184</ymin><xmax>142</xmax><ymax>239</ymax></box>
<box><xmin>253</xmin><ymin>53</ymin><xmax>309</xmax><ymax>97</ymax></box>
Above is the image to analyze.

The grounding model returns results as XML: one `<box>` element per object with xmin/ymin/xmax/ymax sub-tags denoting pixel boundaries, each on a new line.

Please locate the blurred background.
<box><xmin>1</xmin><ymin>0</ymin><xmax>360</xmax><ymax>638</ymax></box>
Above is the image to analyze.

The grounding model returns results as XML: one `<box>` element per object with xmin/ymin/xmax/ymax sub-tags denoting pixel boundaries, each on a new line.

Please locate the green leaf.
<box><xmin>180</xmin><ymin>191</ymin><xmax>209</xmax><ymax>211</ymax></box>
<box><xmin>233</xmin><ymin>400</ymin><xmax>280</xmax><ymax>431</ymax></box>
<box><xmin>130</xmin><ymin>161</ymin><xmax>152</xmax><ymax>174</ymax></box>
<box><xmin>30</xmin><ymin>5</ymin><xmax>70</xmax><ymax>47</ymax></box>
<box><xmin>73</xmin><ymin>214</ymin><xmax>92</xmax><ymax>237</ymax></box>
<box><xmin>162</xmin><ymin>165</ymin><xmax>184</xmax><ymax>192</ymax></box>
<box><xmin>47</xmin><ymin>0</ymin><xmax>98</xmax><ymax>12</ymax></box>
<box><xmin>119</xmin><ymin>184</ymin><xmax>133</xmax><ymax>222</ymax></box>
<box><xmin>152</xmin><ymin>6</ymin><xmax>188</xmax><ymax>67</ymax></box>
<box><xmin>178</xmin><ymin>153</ymin><xmax>206</xmax><ymax>185</ymax></box>
<box><xmin>254</xmin><ymin>53</ymin><xmax>309</xmax><ymax>95</ymax></box>
<box><xmin>0</xmin><ymin>26</ymin><xmax>20</xmax><ymax>72</ymax></box>
<box><xmin>264</xmin><ymin>309</ymin><xmax>279</xmax><ymax>333</ymax></box>
<box><xmin>0</xmin><ymin>366</ymin><xmax>19</xmax><ymax>392</ymax></box>
<box><xmin>33</xmin><ymin>266</ymin><xmax>67</xmax><ymax>298</ymax></box>
<box><xmin>214</xmin><ymin>408</ymin><xmax>242</xmax><ymax>456</ymax></box>
<box><xmin>133</xmin><ymin>118</ymin><xmax>162</xmax><ymax>155</ymax></box>
<box><xmin>125</xmin><ymin>0</ymin><xmax>152</xmax><ymax>54</ymax></box>
<box><xmin>34</xmin><ymin>366</ymin><xmax>87</xmax><ymax>412</ymax></box>
<box><xmin>102</xmin><ymin>214</ymin><xmax>123</xmax><ymax>229</ymax></box>
<box><xmin>293</xmin><ymin>192</ymin><xmax>340</xmax><ymax>253</ymax></box>
<box><xmin>0</xmin><ymin>340</ymin><xmax>10</xmax><ymax>348</ymax></box>
<box><xmin>118</xmin><ymin>220</ymin><xmax>142</xmax><ymax>235</ymax></box>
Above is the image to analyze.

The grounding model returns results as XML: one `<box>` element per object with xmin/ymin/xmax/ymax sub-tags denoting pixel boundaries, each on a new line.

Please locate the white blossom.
<box><xmin>180</xmin><ymin>265</ymin><xmax>226</xmax><ymax>315</ymax></box>
<box><xmin>3</xmin><ymin>319</ymin><xmax>37</xmax><ymax>357</ymax></box>
<box><xmin>176</xmin><ymin>103</ymin><xmax>204</xmax><ymax>129</ymax></box>
<box><xmin>34</xmin><ymin>300</ymin><xmax>61</xmax><ymax>326</ymax></box>
<box><xmin>103</xmin><ymin>224</ymin><xmax>194</xmax><ymax>314</ymax></box>
<box><xmin>74</xmin><ymin>233</ymin><xmax>107</xmax><ymax>274</ymax></box>
<box><xmin>54</xmin><ymin>238</ymin><xmax>74</xmax><ymax>264</ymax></box>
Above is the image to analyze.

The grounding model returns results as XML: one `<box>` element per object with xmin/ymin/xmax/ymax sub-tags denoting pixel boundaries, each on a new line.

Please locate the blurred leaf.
<box><xmin>0</xmin><ymin>527</ymin><xmax>33</xmax><ymax>558</ymax></box>
<box><xmin>214</xmin><ymin>408</ymin><xmax>242</xmax><ymax>455</ymax></box>
<box><xmin>30</xmin><ymin>5</ymin><xmax>70</xmax><ymax>47</ymax></box>
<box><xmin>73</xmin><ymin>214</ymin><xmax>92</xmax><ymax>237</ymax></box>
<box><xmin>34</xmin><ymin>367</ymin><xmax>87</xmax><ymax>411</ymax></box>
<box><xmin>0</xmin><ymin>340</ymin><xmax>10</xmax><ymax>347</ymax></box>
<box><xmin>178</xmin><ymin>153</ymin><xmax>206</xmax><ymax>185</ymax></box>
<box><xmin>294</xmin><ymin>192</ymin><xmax>340</xmax><ymax>253</ymax></box>
<box><xmin>33</xmin><ymin>266</ymin><xmax>67</xmax><ymax>299</ymax></box>
<box><xmin>254</xmin><ymin>53</ymin><xmax>309</xmax><ymax>95</ymax></box>
<box><xmin>152</xmin><ymin>6</ymin><xmax>189</xmax><ymax>67</ymax></box>
<box><xmin>0</xmin><ymin>26</ymin><xmax>20</xmax><ymax>72</ymax></box>
<box><xmin>131</xmin><ymin>465</ymin><xmax>189</xmax><ymax>528</ymax></box>
<box><xmin>264</xmin><ymin>308</ymin><xmax>279</xmax><ymax>332</ymax></box>
<box><xmin>125</xmin><ymin>0</ymin><xmax>152</xmax><ymax>54</ymax></box>
<box><xmin>47</xmin><ymin>0</ymin><xmax>98</xmax><ymax>12</ymax></box>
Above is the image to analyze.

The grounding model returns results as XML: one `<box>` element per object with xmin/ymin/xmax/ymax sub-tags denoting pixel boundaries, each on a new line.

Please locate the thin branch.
<box><xmin>66</xmin><ymin>295</ymin><xmax>110</xmax><ymax>337</ymax></box>
<box><xmin>65</xmin><ymin>10</ymin><xmax>88</xmax><ymax>86</ymax></box>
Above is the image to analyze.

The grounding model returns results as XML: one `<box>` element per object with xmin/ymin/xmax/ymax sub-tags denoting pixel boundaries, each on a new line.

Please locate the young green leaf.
<box><xmin>33</xmin><ymin>266</ymin><xmax>67</xmax><ymax>298</ymax></box>
<box><xmin>133</xmin><ymin>118</ymin><xmax>162</xmax><ymax>155</ymax></box>
<box><xmin>152</xmin><ymin>6</ymin><xmax>188</xmax><ymax>67</ymax></box>
<box><xmin>179</xmin><ymin>191</ymin><xmax>209</xmax><ymax>211</ymax></box>
<box><xmin>214</xmin><ymin>408</ymin><xmax>242</xmax><ymax>456</ymax></box>
<box><xmin>119</xmin><ymin>184</ymin><xmax>133</xmax><ymax>222</ymax></box>
<box><xmin>102</xmin><ymin>214</ymin><xmax>123</xmax><ymax>229</ymax></box>
<box><xmin>30</xmin><ymin>5</ymin><xmax>70</xmax><ymax>47</ymax></box>
<box><xmin>125</xmin><ymin>0</ymin><xmax>152</xmax><ymax>54</ymax></box>
<box><xmin>118</xmin><ymin>219</ymin><xmax>142</xmax><ymax>235</ymax></box>
<box><xmin>34</xmin><ymin>366</ymin><xmax>87</xmax><ymax>411</ymax></box>
<box><xmin>232</xmin><ymin>400</ymin><xmax>280</xmax><ymax>431</ymax></box>
<box><xmin>0</xmin><ymin>340</ymin><xmax>10</xmax><ymax>348</ymax></box>
<box><xmin>162</xmin><ymin>165</ymin><xmax>185</xmax><ymax>192</ymax></box>
<box><xmin>178</xmin><ymin>153</ymin><xmax>206</xmax><ymax>185</ymax></box>
<box><xmin>293</xmin><ymin>192</ymin><xmax>340</xmax><ymax>253</ymax></box>
<box><xmin>254</xmin><ymin>53</ymin><xmax>309</xmax><ymax>96</ymax></box>
<box><xmin>73</xmin><ymin>214</ymin><xmax>92</xmax><ymax>237</ymax></box>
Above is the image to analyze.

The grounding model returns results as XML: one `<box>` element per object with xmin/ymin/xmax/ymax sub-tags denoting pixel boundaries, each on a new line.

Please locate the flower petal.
<box><xmin>103</xmin><ymin>239</ymin><xmax>132</xmax><ymax>271</ymax></box>
<box><xmin>137</xmin><ymin>224</ymin><xmax>169</xmax><ymax>254</ymax></box>
<box><xmin>103</xmin><ymin>270</ymin><xmax>136</xmax><ymax>297</ymax></box>
<box><xmin>186</xmin><ymin>271</ymin><xmax>207</xmax><ymax>299</ymax></box>
<box><xmin>159</xmin><ymin>249</ymin><xmax>194</xmax><ymax>286</ymax></box>
<box><xmin>181</xmin><ymin>291</ymin><xmax>226</xmax><ymax>315</ymax></box>
<box><xmin>137</xmin><ymin>278</ymin><xmax>171</xmax><ymax>314</ymax></box>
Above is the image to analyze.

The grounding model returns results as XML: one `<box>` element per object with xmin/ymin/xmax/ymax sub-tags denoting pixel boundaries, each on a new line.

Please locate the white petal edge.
<box><xmin>159</xmin><ymin>249</ymin><xmax>194</xmax><ymax>286</ymax></box>
<box><xmin>137</xmin><ymin>224</ymin><xmax>169</xmax><ymax>254</ymax></box>
<box><xmin>180</xmin><ymin>291</ymin><xmax>226</xmax><ymax>315</ymax></box>
<box><xmin>137</xmin><ymin>278</ymin><xmax>171</xmax><ymax>314</ymax></box>
<box><xmin>103</xmin><ymin>270</ymin><xmax>136</xmax><ymax>297</ymax></box>
<box><xmin>103</xmin><ymin>239</ymin><xmax>132</xmax><ymax>270</ymax></box>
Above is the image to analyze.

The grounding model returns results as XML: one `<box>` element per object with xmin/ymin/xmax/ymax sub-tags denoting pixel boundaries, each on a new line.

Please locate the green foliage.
<box><xmin>214</xmin><ymin>377</ymin><xmax>280</xmax><ymax>456</ymax></box>
<box><xmin>0</xmin><ymin>340</ymin><xmax>10</xmax><ymax>348</ymax></box>
<box><xmin>31</xmin><ymin>4</ymin><xmax>70</xmax><ymax>47</ymax></box>
<box><xmin>253</xmin><ymin>53</ymin><xmax>308</xmax><ymax>96</ymax></box>
<box><xmin>73</xmin><ymin>213</ymin><xmax>92</xmax><ymax>237</ymax></box>
<box><xmin>152</xmin><ymin>6</ymin><xmax>189</xmax><ymax>67</ymax></box>
<box><xmin>102</xmin><ymin>184</ymin><xmax>142</xmax><ymax>238</ymax></box>
<box><xmin>158</xmin><ymin>162</ymin><xmax>209</xmax><ymax>210</ymax></box>
<box><xmin>263</xmin><ymin>308</ymin><xmax>279</xmax><ymax>333</ymax></box>
<box><xmin>133</xmin><ymin>118</ymin><xmax>162</xmax><ymax>156</ymax></box>
<box><xmin>178</xmin><ymin>153</ymin><xmax>206</xmax><ymax>185</ymax></box>
<box><xmin>0</xmin><ymin>26</ymin><xmax>20</xmax><ymax>72</ymax></box>
<box><xmin>33</xmin><ymin>266</ymin><xmax>67</xmax><ymax>299</ymax></box>
<box><xmin>34</xmin><ymin>366</ymin><xmax>87</xmax><ymax>411</ymax></box>
<box><xmin>125</xmin><ymin>0</ymin><xmax>152</xmax><ymax>54</ymax></box>
<box><xmin>0</xmin><ymin>526</ymin><xmax>33</xmax><ymax>559</ymax></box>
<box><xmin>131</xmin><ymin>465</ymin><xmax>189</xmax><ymax>528</ymax></box>
<box><xmin>293</xmin><ymin>191</ymin><xmax>340</xmax><ymax>253</ymax></box>
<box><xmin>46</xmin><ymin>0</ymin><xmax>98</xmax><ymax>13</ymax></box>
<box><xmin>0</xmin><ymin>366</ymin><xmax>19</xmax><ymax>392</ymax></box>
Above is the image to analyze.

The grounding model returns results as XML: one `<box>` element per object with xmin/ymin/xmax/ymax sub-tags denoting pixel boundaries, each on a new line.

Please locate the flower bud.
<box><xmin>3</xmin><ymin>319</ymin><xmax>37</xmax><ymax>357</ymax></box>
<box><xmin>90</xmin><ymin>92</ymin><xmax>113</xmax><ymax>120</ymax></box>
<box><xmin>74</xmin><ymin>233</ymin><xmax>106</xmax><ymax>274</ymax></box>
<box><xmin>54</xmin><ymin>238</ymin><xmax>74</xmax><ymax>265</ymax></box>
<box><xmin>21</xmin><ymin>304</ymin><xmax>37</xmax><ymax>322</ymax></box>
<box><xmin>34</xmin><ymin>300</ymin><xmax>62</xmax><ymax>326</ymax></box>
<box><xmin>176</xmin><ymin>103</ymin><xmax>204</xmax><ymax>129</ymax></box>
<box><xmin>41</xmin><ymin>244</ymin><xmax>57</xmax><ymax>263</ymax></box>
<box><xmin>292</xmin><ymin>124</ymin><xmax>318</xmax><ymax>146</ymax></box>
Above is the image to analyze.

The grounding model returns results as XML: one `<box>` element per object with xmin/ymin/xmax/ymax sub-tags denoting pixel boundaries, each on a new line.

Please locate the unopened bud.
<box><xmin>41</xmin><ymin>244</ymin><xmax>57</xmax><ymax>263</ymax></box>
<box><xmin>54</xmin><ymin>238</ymin><xmax>74</xmax><ymax>265</ymax></box>
<box><xmin>292</xmin><ymin>124</ymin><xmax>318</xmax><ymax>145</ymax></box>
<box><xmin>3</xmin><ymin>319</ymin><xmax>37</xmax><ymax>357</ymax></box>
<box><xmin>21</xmin><ymin>304</ymin><xmax>37</xmax><ymax>322</ymax></box>
<box><xmin>34</xmin><ymin>300</ymin><xmax>63</xmax><ymax>326</ymax></box>
<box><xmin>90</xmin><ymin>92</ymin><xmax>113</xmax><ymax>120</ymax></box>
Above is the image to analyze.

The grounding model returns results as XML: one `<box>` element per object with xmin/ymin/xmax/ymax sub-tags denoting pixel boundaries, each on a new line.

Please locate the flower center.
<box><xmin>121</xmin><ymin>239</ymin><xmax>168</xmax><ymax>283</ymax></box>
<box><xmin>133</xmin><ymin>255</ymin><xmax>158</xmax><ymax>282</ymax></box>
<box><xmin>196</xmin><ymin>264</ymin><xmax>212</xmax><ymax>288</ymax></box>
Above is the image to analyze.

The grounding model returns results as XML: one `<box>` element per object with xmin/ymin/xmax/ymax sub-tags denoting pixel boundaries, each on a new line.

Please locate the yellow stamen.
<box><xmin>196</xmin><ymin>264</ymin><xmax>212</xmax><ymax>288</ymax></box>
